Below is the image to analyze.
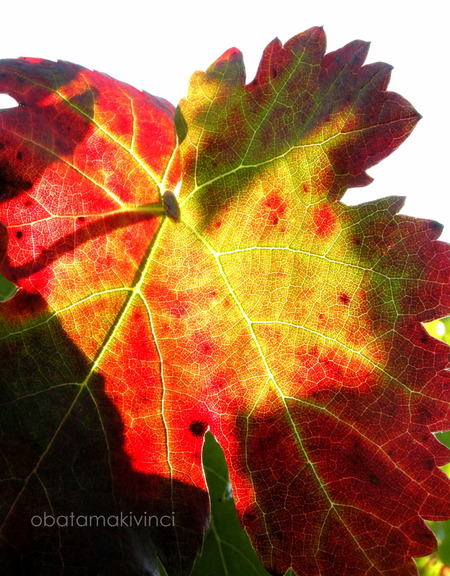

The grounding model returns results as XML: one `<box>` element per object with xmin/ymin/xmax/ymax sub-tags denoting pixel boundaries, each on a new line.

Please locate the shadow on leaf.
<box><xmin>0</xmin><ymin>295</ymin><xmax>208</xmax><ymax>576</ymax></box>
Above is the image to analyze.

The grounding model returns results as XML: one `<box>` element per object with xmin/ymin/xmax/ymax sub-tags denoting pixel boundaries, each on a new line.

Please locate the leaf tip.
<box><xmin>208</xmin><ymin>46</ymin><xmax>244</xmax><ymax>72</ymax></box>
<box><xmin>429</xmin><ymin>219</ymin><xmax>444</xmax><ymax>238</ymax></box>
<box><xmin>389</xmin><ymin>195</ymin><xmax>407</xmax><ymax>213</ymax></box>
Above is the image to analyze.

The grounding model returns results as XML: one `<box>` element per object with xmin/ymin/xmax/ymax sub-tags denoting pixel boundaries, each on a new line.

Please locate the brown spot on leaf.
<box><xmin>243</xmin><ymin>510</ymin><xmax>256</xmax><ymax>522</ymax></box>
<box><xmin>189</xmin><ymin>420</ymin><xmax>207</xmax><ymax>437</ymax></box>
<box><xmin>301</xmin><ymin>182</ymin><xmax>310</xmax><ymax>194</ymax></box>
<box><xmin>338</xmin><ymin>293</ymin><xmax>350</xmax><ymax>305</ymax></box>
<box><xmin>417</xmin><ymin>404</ymin><xmax>433</xmax><ymax>424</ymax></box>
<box><xmin>208</xmin><ymin>370</ymin><xmax>234</xmax><ymax>392</ymax></box>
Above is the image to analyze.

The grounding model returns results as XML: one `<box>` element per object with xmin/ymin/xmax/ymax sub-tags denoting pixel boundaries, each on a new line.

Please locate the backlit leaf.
<box><xmin>1</xmin><ymin>28</ymin><xmax>449</xmax><ymax>576</ymax></box>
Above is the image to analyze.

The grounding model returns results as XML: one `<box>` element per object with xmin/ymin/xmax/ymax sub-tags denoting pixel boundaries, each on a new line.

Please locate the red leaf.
<box><xmin>1</xmin><ymin>28</ymin><xmax>450</xmax><ymax>576</ymax></box>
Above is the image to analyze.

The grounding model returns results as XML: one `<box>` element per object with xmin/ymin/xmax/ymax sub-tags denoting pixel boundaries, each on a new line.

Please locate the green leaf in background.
<box><xmin>190</xmin><ymin>433</ymin><xmax>271</xmax><ymax>576</ymax></box>
<box><xmin>418</xmin><ymin>322</ymin><xmax>450</xmax><ymax>575</ymax></box>
<box><xmin>0</xmin><ymin>223</ymin><xmax>17</xmax><ymax>302</ymax></box>
<box><xmin>0</xmin><ymin>274</ymin><xmax>17</xmax><ymax>302</ymax></box>
<box><xmin>416</xmin><ymin>555</ymin><xmax>450</xmax><ymax>576</ymax></box>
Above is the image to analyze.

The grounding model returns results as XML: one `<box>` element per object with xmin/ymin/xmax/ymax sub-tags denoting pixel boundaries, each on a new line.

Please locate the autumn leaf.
<box><xmin>1</xmin><ymin>27</ymin><xmax>450</xmax><ymax>576</ymax></box>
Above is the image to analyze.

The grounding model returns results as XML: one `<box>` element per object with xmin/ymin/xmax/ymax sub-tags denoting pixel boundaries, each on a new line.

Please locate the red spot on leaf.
<box><xmin>183</xmin><ymin>331</ymin><xmax>219</xmax><ymax>367</ymax></box>
<box><xmin>208</xmin><ymin>372</ymin><xmax>228</xmax><ymax>390</ymax></box>
<box><xmin>292</xmin><ymin>345</ymin><xmax>373</xmax><ymax>397</ymax></box>
<box><xmin>338</xmin><ymin>292</ymin><xmax>350</xmax><ymax>305</ymax></box>
<box><xmin>312</xmin><ymin>204</ymin><xmax>336</xmax><ymax>238</ymax></box>
<box><xmin>197</xmin><ymin>338</ymin><xmax>214</xmax><ymax>357</ymax></box>
<box><xmin>262</xmin><ymin>190</ymin><xmax>287</xmax><ymax>226</ymax></box>
<box><xmin>170</xmin><ymin>301</ymin><xmax>188</xmax><ymax>318</ymax></box>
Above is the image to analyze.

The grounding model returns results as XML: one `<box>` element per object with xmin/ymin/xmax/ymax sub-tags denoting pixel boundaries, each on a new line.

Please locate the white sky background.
<box><xmin>1</xmin><ymin>0</ymin><xmax>448</xmax><ymax>240</ymax></box>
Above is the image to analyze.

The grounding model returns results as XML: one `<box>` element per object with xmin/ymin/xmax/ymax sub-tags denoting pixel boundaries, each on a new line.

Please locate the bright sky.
<box><xmin>1</xmin><ymin>0</ymin><xmax>448</xmax><ymax>240</ymax></box>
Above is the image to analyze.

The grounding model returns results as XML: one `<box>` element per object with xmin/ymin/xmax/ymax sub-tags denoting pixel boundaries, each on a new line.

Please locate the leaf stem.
<box><xmin>124</xmin><ymin>202</ymin><xmax>166</xmax><ymax>215</ymax></box>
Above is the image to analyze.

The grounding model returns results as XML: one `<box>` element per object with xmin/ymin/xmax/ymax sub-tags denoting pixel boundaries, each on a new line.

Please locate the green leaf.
<box><xmin>190</xmin><ymin>433</ymin><xmax>271</xmax><ymax>576</ymax></box>
<box><xmin>0</xmin><ymin>273</ymin><xmax>17</xmax><ymax>301</ymax></box>
<box><xmin>0</xmin><ymin>222</ymin><xmax>17</xmax><ymax>301</ymax></box>
<box><xmin>418</xmin><ymin>325</ymin><xmax>450</xmax><ymax>575</ymax></box>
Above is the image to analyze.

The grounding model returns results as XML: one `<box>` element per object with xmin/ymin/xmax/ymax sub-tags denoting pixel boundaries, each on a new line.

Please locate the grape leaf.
<box><xmin>0</xmin><ymin>59</ymin><xmax>204</xmax><ymax>576</ymax></box>
<box><xmin>1</xmin><ymin>27</ymin><xmax>450</xmax><ymax>576</ymax></box>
